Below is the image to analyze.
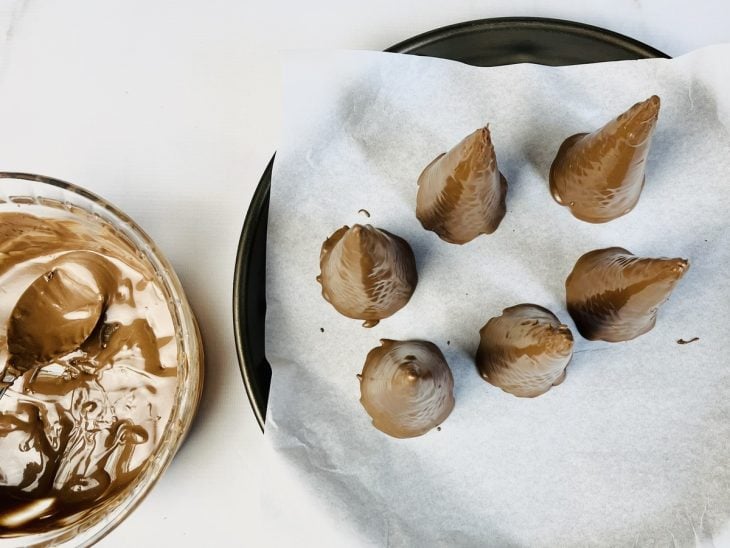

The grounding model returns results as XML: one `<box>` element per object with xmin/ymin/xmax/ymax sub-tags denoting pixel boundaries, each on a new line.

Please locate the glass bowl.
<box><xmin>0</xmin><ymin>173</ymin><xmax>204</xmax><ymax>547</ymax></box>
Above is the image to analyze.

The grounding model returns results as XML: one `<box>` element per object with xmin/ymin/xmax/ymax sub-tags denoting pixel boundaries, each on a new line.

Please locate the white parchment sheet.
<box><xmin>262</xmin><ymin>46</ymin><xmax>730</xmax><ymax>547</ymax></box>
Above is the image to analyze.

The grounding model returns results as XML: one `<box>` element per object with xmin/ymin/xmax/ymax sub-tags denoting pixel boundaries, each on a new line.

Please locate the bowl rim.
<box><xmin>0</xmin><ymin>171</ymin><xmax>204</xmax><ymax>547</ymax></box>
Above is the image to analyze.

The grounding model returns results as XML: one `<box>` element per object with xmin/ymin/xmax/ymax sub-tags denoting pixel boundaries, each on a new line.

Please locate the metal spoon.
<box><xmin>0</xmin><ymin>259</ymin><xmax>105</xmax><ymax>400</ymax></box>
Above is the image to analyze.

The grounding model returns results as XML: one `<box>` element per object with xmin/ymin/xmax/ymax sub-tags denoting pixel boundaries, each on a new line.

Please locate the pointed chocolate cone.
<box><xmin>317</xmin><ymin>224</ymin><xmax>417</xmax><ymax>327</ymax></box>
<box><xmin>566</xmin><ymin>247</ymin><xmax>689</xmax><ymax>342</ymax></box>
<box><xmin>550</xmin><ymin>95</ymin><xmax>660</xmax><ymax>223</ymax></box>
<box><xmin>475</xmin><ymin>304</ymin><xmax>574</xmax><ymax>398</ymax></box>
<box><xmin>416</xmin><ymin>126</ymin><xmax>507</xmax><ymax>244</ymax></box>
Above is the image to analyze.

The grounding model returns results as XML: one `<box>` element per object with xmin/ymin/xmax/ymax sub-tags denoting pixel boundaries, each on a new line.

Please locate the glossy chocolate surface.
<box><xmin>566</xmin><ymin>247</ymin><xmax>689</xmax><ymax>342</ymax></box>
<box><xmin>359</xmin><ymin>339</ymin><xmax>454</xmax><ymax>438</ymax></box>
<box><xmin>317</xmin><ymin>225</ymin><xmax>417</xmax><ymax>328</ymax></box>
<box><xmin>550</xmin><ymin>96</ymin><xmax>660</xmax><ymax>223</ymax></box>
<box><xmin>0</xmin><ymin>213</ymin><xmax>179</xmax><ymax>534</ymax></box>
<box><xmin>476</xmin><ymin>304</ymin><xmax>573</xmax><ymax>398</ymax></box>
<box><xmin>416</xmin><ymin>126</ymin><xmax>507</xmax><ymax>244</ymax></box>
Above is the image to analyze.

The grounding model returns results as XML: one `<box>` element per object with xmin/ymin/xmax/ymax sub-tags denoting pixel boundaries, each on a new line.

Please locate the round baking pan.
<box><xmin>233</xmin><ymin>17</ymin><xmax>669</xmax><ymax>430</ymax></box>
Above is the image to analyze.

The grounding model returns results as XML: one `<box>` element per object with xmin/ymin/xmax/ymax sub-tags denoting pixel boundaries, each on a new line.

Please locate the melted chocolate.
<box><xmin>476</xmin><ymin>304</ymin><xmax>574</xmax><ymax>398</ymax></box>
<box><xmin>0</xmin><ymin>212</ymin><xmax>178</xmax><ymax>535</ymax></box>
<box><xmin>317</xmin><ymin>224</ymin><xmax>417</xmax><ymax>328</ymax></box>
<box><xmin>359</xmin><ymin>339</ymin><xmax>454</xmax><ymax>438</ymax></box>
<box><xmin>550</xmin><ymin>96</ymin><xmax>660</xmax><ymax>223</ymax></box>
<box><xmin>566</xmin><ymin>247</ymin><xmax>689</xmax><ymax>342</ymax></box>
<box><xmin>7</xmin><ymin>253</ymin><xmax>113</xmax><ymax>374</ymax></box>
<box><xmin>416</xmin><ymin>126</ymin><xmax>508</xmax><ymax>244</ymax></box>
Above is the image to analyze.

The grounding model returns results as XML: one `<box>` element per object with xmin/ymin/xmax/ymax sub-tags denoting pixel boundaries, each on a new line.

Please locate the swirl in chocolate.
<box><xmin>0</xmin><ymin>212</ymin><xmax>178</xmax><ymax>535</ymax></box>
<box><xmin>358</xmin><ymin>339</ymin><xmax>454</xmax><ymax>438</ymax></box>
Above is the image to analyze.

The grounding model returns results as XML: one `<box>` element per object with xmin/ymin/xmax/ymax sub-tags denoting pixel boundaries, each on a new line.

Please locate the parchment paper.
<box><xmin>262</xmin><ymin>46</ymin><xmax>730</xmax><ymax>547</ymax></box>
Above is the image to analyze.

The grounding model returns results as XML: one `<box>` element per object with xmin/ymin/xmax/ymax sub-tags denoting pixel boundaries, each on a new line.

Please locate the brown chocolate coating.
<box><xmin>317</xmin><ymin>224</ymin><xmax>417</xmax><ymax>328</ymax></box>
<box><xmin>0</xmin><ymin>212</ymin><xmax>179</xmax><ymax>534</ymax></box>
<box><xmin>566</xmin><ymin>247</ymin><xmax>689</xmax><ymax>342</ymax></box>
<box><xmin>476</xmin><ymin>305</ymin><xmax>574</xmax><ymax>398</ymax></box>
<box><xmin>550</xmin><ymin>96</ymin><xmax>660</xmax><ymax>223</ymax></box>
<box><xmin>7</xmin><ymin>252</ymin><xmax>114</xmax><ymax>374</ymax></box>
<box><xmin>416</xmin><ymin>126</ymin><xmax>507</xmax><ymax>244</ymax></box>
<box><xmin>359</xmin><ymin>339</ymin><xmax>454</xmax><ymax>438</ymax></box>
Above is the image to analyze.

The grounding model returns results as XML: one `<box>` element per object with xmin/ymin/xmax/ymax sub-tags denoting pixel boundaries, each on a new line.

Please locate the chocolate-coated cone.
<box><xmin>566</xmin><ymin>247</ymin><xmax>689</xmax><ymax>342</ymax></box>
<box><xmin>416</xmin><ymin>126</ymin><xmax>507</xmax><ymax>244</ymax></box>
<box><xmin>550</xmin><ymin>95</ymin><xmax>660</xmax><ymax>223</ymax></box>
<box><xmin>359</xmin><ymin>339</ymin><xmax>454</xmax><ymax>438</ymax></box>
<box><xmin>476</xmin><ymin>304</ymin><xmax>574</xmax><ymax>398</ymax></box>
<box><xmin>317</xmin><ymin>224</ymin><xmax>417</xmax><ymax>328</ymax></box>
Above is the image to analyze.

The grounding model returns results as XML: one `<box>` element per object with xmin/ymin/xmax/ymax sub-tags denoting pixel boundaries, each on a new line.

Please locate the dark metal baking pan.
<box><xmin>233</xmin><ymin>17</ymin><xmax>669</xmax><ymax>430</ymax></box>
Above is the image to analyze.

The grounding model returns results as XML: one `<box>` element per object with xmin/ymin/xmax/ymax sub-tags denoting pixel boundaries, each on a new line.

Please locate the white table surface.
<box><xmin>0</xmin><ymin>1</ymin><xmax>727</xmax><ymax>546</ymax></box>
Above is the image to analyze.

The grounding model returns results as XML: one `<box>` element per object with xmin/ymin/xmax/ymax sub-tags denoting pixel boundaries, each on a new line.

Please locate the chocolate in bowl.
<box><xmin>0</xmin><ymin>173</ymin><xmax>203</xmax><ymax>547</ymax></box>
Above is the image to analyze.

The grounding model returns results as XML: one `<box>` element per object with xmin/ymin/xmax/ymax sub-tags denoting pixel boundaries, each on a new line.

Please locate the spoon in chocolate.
<box><xmin>0</xmin><ymin>254</ymin><xmax>108</xmax><ymax>399</ymax></box>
